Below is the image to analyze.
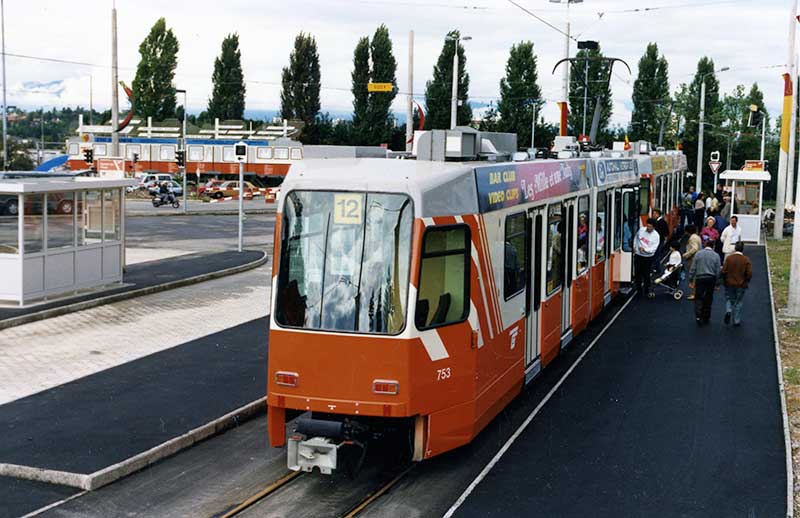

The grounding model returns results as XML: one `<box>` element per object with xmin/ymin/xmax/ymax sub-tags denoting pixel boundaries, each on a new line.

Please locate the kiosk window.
<box><xmin>504</xmin><ymin>213</ymin><xmax>526</xmax><ymax>299</ymax></box>
<box><xmin>596</xmin><ymin>192</ymin><xmax>606</xmax><ymax>263</ymax></box>
<box><xmin>416</xmin><ymin>226</ymin><xmax>470</xmax><ymax>329</ymax></box>
<box><xmin>546</xmin><ymin>204</ymin><xmax>563</xmax><ymax>295</ymax></box>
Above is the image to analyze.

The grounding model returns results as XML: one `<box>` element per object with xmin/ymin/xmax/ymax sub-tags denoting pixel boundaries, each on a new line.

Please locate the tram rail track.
<box><xmin>215</xmin><ymin>463</ymin><xmax>413</xmax><ymax>518</ymax></box>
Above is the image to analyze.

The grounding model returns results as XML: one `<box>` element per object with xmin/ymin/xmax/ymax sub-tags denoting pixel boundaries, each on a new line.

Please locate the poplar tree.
<box><xmin>280</xmin><ymin>33</ymin><xmax>321</xmax><ymax>142</ymax></box>
<box><xmin>207</xmin><ymin>33</ymin><xmax>246</xmax><ymax>121</ymax></box>
<box><xmin>497</xmin><ymin>41</ymin><xmax>543</xmax><ymax>149</ymax></box>
<box><xmin>132</xmin><ymin>18</ymin><xmax>180</xmax><ymax>119</ymax></box>
<box><xmin>675</xmin><ymin>57</ymin><xmax>722</xmax><ymax>179</ymax></box>
<box><xmin>568</xmin><ymin>44</ymin><xmax>612</xmax><ymax>137</ymax></box>
<box><xmin>366</xmin><ymin>25</ymin><xmax>397</xmax><ymax>145</ymax></box>
<box><xmin>351</xmin><ymin>37</ymin><xmax>370</xmax><ymax>143</ymax></box>
<box><xmin>424</xmin><ymin>30</ymin><xmax>472</xmax><ymax>129</ymax></box>
<box><xmin>630</xmin><ymin>43</ymin><xmax>670</xmax><ymax>143</ymax></box>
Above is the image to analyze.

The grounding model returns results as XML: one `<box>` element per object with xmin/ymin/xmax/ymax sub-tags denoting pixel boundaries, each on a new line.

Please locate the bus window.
<box><xmin>576</xmin><ymin>196</ymin><xmax>589</xmax><ymax>274</ymax></box>
<box><xmin>416</xmin><ymin>226</ymin><xmax>470</xmax><ymax>329</ymax></box>
<box><xmin>614</xmin><ymin>190</ymin><xmax>622</xmax><ymax>250</ymax></box>
<box><xmin>546</xmin><ymin>204</ymin><xmax>563</xmax><ymax>295</ymax></box>
<box><xmin>639</xmin><ymin>178</ymin><xmax>650</xmax><ymax>216</ymax></box>
<box><xmin>504</xmin><ymin>213</ymin><xmax>526</xmax><ymax>300</ymax></box>
<box><xmin>596</xmin><ymin>192</ymin><xmax>606</xmax><ymax>263</ymax></box>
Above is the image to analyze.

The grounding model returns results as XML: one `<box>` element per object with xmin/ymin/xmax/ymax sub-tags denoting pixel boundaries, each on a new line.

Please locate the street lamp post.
<box><xmin>447</xmin><ymin>33</ymin><xmax>471</xmax><ymax>130</ymax></box>
<box><xmin>549</xmin><ymin>0</ymin><xmax>583</xmax><ymax>111</ymax></box>
<box><xmin>176</xmin><ymin>88</ymin><xmax>188</xmax><ymax>213</ymax></box>
<box><xmin>695</xmin><ymin>66</ymin><xmax>729</xmax><ymax>192</ymax></box>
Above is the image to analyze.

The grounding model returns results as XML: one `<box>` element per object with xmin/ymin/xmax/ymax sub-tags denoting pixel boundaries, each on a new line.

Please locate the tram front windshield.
<box><xmin>276</xmin><ymin>190</ymin><xmax>413</xmax><ymax>334</ymax></box>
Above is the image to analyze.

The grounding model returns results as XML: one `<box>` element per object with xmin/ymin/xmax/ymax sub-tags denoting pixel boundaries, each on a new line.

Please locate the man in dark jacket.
<box><xmin>721</xmin><ymin>241</ymin><xmax>753</xmax><ymax>326</ymax></box>
<box><xmin>653</xmin><ymin>209</ymin><xmax>670</xmax><ymax>270</ymax></box>
<box><xmin>689</xmin><ymin>239</ymin><xmax>721</xmax><ymax>325</ymax></box>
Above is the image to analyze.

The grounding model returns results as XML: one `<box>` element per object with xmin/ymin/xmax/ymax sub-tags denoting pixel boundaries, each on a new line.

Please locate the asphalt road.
<box><xmin>125</xmin><ymin>213</ymin><xmax>276</xmax><ymax>252</ymax></box>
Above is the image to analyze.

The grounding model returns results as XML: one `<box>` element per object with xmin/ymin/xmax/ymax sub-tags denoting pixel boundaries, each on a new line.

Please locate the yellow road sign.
<box><xmin>368</xmin><ymin>82</ymin><xmax>393</xmax><ymax>92</ymax></box>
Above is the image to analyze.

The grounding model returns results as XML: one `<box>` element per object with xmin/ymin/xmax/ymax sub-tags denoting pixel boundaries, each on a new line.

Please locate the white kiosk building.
<box><xmin>0</xmin><ymin>176</ymin><xmax>134</xmax><ymax>306</ymax></box>
<box><xmin>719</xmin><ymin>161</ymin><xmax>771</xmax><ymax>243</ymax></box>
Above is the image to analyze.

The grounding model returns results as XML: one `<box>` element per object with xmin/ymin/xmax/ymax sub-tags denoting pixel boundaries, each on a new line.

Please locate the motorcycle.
<box><xmin>152</xmin><ymin>192</ymin><xmax>180</xmax><ymax>209</ymax></box>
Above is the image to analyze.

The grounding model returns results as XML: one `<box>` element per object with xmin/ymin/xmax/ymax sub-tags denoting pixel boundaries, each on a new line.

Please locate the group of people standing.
<box><xmin>634</xmin><ymin>184</ymin><xmax>753</xmax><ymax>327</ymax></box>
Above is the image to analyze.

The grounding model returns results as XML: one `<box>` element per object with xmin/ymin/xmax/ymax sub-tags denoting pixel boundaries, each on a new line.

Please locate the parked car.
<box><xmin>147</xmin><ymin>180</ymin><xmax>183</xmax><ymax>197</ymax></box>
<box><xmin>198</xmin><ymin>179</ymin><xmax>225</xmax><ymax>196</ymax></box>
<box><xmin>204</xmin><ymin>180</ymin><xmax>260</xmax><ymax>199</ymax></box>
<box><xmin>134</xmin><ymin>174</ymin><xmax>173</xmax><ymax>192</ymax></box>
<box><xmin>0</xmin><ymin>194</ymin><xmax>18</xmax><ymax>216</ymax></box>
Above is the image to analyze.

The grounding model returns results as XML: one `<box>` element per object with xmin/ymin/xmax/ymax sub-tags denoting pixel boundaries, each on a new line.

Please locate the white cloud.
<box><xmin>1</xmin><ymin>0</ymin><xmax>790</xmax><ymax>129</ymax></box>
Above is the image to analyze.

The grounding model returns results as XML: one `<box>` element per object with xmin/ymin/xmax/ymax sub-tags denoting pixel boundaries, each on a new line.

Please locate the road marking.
<box><xmin>18</xmin><ymin>490</ymin><xmax>88</xmax><ymax>518</ymax></box>
<box><xmin>442</xmin><ymin>294</ymin><xmax>635</xmax><ymax>518</ymax></box>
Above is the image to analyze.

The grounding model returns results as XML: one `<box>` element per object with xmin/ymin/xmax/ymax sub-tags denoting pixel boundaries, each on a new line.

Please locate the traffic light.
<box><xmin>132</xmin><ymin>152</ymin><xmax>139</xmax><ymax>164</ymax></box>
<box><xmin>175</xmin><ymin>149</ymin><xmax>185</xmax><ymax>167</ymax></box>
<box><xmin>83</xmin><ymin>148</ymin><xmax>93</xmax><ymax>164</ymax></box>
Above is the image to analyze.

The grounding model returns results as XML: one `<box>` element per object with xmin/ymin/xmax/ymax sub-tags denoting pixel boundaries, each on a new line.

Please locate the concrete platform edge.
<box><xmin>126</xmin><ymin>208</ymin><xmax>276</xmax><ymax>217</ymax></box>
<box><xmin>765</xmin><ymin>243</ymin><xmax>795</xmax><ymax>518</ymax></box>
<box><xmin>0</xmin><ymin>398</ymin><xmax>266</xmax><ymax>491</ymax></box>
<box><xmin>0</xmin><ymin>250</ymin><xmax>268</xmax><ymax>332</ymax></box>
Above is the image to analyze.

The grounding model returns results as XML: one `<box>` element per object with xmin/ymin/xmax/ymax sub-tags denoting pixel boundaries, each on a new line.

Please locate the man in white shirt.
<box><xmin>634</xmin><ymin>217</ymin><xmax>660</xmax><ymax>298</ymax></box>
<box><xmin>720</xmin><ymin>215</ymin><xmax>742</xmax><ymax>258</ymax></box>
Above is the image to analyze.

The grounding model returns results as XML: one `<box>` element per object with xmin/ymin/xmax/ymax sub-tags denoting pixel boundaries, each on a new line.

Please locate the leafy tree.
<box><xmin>568</xmin><ymin>44</ymin><xmax>613</xmax><ymax>138</ymax></box>
<box><xmin>424</xmin><ymin>30</ymin><xmax>472</xmax><ymax>129</ymax></box>
<box><xmin>497</xmin><ymin>41</ymin><xmax>543</xmax><ymax>149</ymax></box>
<box><xmin>478</xmin><ymin>104</ymin><xmax>500</xmax><ymax>132</ymax></box>
<box><xmin>674</xmin><ymin>57</ymin><xmax>722</xmax><ymax>187</ymax></box>
<box><xmin>132</xmin><ymin>18</ymin><xmax>180</xmax><ymax>119</ymax></box>
<box><xmin>207</xmin><ymin>33</ymin><xmax>246</xmax><ymax>121</ymax></box>
<box><xmin>280</xmin><ymin>33</ymin><xmax>321</xmax><ymax>143</ymax></box>
<box><xmin>366</xmin><ymin>25</ymin><xmax>397</xmax><ymax>145</ymax></box>
<box><xmin>351</xmin><ymin>37</ymin><xmax>370</xmax><ymax>143</ymax></box>
<box><xmin>630</xmin><ymin>43</ymin><xmax>671</xmax><ymax>144</ymax></box>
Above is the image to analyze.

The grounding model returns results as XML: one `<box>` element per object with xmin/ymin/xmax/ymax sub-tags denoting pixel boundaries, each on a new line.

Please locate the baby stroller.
<box><xmin>651</xmin><ymin>255</ymin><xmax>684</xmax><ymax>300</ymax></box>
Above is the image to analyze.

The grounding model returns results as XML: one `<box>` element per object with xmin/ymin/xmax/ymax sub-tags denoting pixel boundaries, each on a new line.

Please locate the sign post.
<box><xmin>709</xmin><ymin>150</ymin><xmax>722</xmax><ymax>187</ymax></box>
<box><xmin>235</xmin><ymin>142</ymin><xmax>247</xmax><ymax>252</ymax></box>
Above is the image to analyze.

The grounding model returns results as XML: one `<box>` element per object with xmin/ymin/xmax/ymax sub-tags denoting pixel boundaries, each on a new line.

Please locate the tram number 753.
<box><xmin>437</xmin><ymin>368</ymin><xmax>452</xmax><ymax>381</ymax></box>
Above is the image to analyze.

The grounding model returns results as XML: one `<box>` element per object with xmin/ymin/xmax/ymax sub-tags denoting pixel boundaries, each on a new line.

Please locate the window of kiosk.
<box><xmin>734</xmin><ymin>182</ymin><xmax>762</xmax><ymax>215</ymax></box>
<box><xmin>504</xmin><ymin>213</ymin><xmax>526</xmax><ymax>300</ymax></box>
<box><xmin>276</xmin><ymin>190</ymin><xmax>413</xmax><ymax>335</ymax></box>
<box><xmin>546</xmin><ymin>204</ymin><xmax>564</xmax><ymax>295</ymax></box>
<box><xmin>596</xmin><ymin>192</ymin><xmax>606</xmax><ymax>263</ymax></box>
<box><xmin>576</xmin><ymin>195</ymin><xmax>589</xmax><ymax>274</ymax></box>
<box><xmin>416</xmin><ymin>226</ymin><xmax>470</xmax><ymax>330</ymax></box>
<box><xmin>639</xmin><ymin>178</ymin><xmax>650</xmax><ymax>216</ymax></box>
<box><xmin>0</xmin><ymin>194</ymin><xmax>19</xmax><ymax>253</ymax></box>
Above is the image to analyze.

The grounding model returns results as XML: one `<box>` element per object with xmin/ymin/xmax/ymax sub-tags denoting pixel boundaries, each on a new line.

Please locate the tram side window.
<box><xmin>416</xmin><ymin>226</ymin><xmax>470</xmax><ymax>329</ymax></box>
<box><xmin>596</xmin><ymin>192</ymin><xmax>606</xmax><ymax>263</ymax></box>
<box><xmin>622</xmin><ymin>191</ymin><xmax>637</xmax><ymax>252</ymax></box>
<box><xmin>614</xmin><ymin>191</ymin><xmax>622</xmax><ymax>250</ymax></box>
<box><xmin>546</xmin><ymin>204</ymin><xmax>563</xmax><ymax>295</ymax></box>
<box><xmin>639</xmin><ymin>178</ymin><xmax>650</xmax><ymax>216</ymax></box>
<box><xmin>504</xmin><ymin>213</ymin><xmax>526</xmax><ymax>300</ymax></box>
<box><xmin>576</xmin><ymin>196</ymin><xmax>589</xmax><ymax>274</ymax></box>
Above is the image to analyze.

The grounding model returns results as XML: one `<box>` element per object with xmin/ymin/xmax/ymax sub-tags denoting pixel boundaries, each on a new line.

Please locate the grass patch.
<box><xmin>786</xmin><ymin>367</ymin><xmax>800</xmax><ymax>386</ymax></box>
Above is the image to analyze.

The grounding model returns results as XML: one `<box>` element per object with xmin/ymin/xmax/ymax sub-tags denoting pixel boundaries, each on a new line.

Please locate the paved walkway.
<box><xmin>0</xmin><ymin>264</ymin><xmax>269</xmax><ymax>405</ymax></box>
<box><xmin>453</xmin><ymin>247</ymin><xmax>787</xmax><ymax>518</ymax></box>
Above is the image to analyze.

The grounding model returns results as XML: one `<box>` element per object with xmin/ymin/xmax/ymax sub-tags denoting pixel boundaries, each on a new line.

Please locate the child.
<box><xmin>654</xmin><ymin>241</ymin><xmax>681</xmax><ymax>285</ymax></box>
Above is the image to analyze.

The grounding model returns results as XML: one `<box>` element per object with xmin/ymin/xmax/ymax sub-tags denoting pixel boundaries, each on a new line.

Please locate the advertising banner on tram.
<box><xmin>474</xmin><ymin>159</ymin><xmax>589</xmax><ymax>213</ymax></box>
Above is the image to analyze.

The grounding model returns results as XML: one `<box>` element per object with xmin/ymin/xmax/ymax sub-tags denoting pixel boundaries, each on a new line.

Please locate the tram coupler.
<box><xmin>287</xmin><ymin>418</ymin><xmax>367</xmax><ymax>475</ymax></box>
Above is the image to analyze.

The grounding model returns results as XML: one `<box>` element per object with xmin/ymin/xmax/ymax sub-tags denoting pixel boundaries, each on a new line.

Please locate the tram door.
<box><xmin>525</xmin><ymin>207</ymin><xmax>545</xmax><ymax>376</ymax></box>
<box><xmin>619</xmin><ymin>187</ymin><xmax>638</xmax><ymax>283</ymax></box>
<box><xmin>604</xmin><ymin>190</ymin><xmax>613</xmax><ymax>296</ymax></box>
<box><xmin>561</xmin><ymin>198</ymin><xmax>576</xmax><ymax>337</ymax></box>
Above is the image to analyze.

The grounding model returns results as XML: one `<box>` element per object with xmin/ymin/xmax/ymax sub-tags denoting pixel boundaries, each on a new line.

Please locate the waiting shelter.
<box><xmin>0</xmin><ymin>175</ymin><xmax>135</xmax><ymax>306</ymax></box>
<box><xmin>720</xmin><ymin>160</ymin><xmax>770</xmax><ymax>243</ymax></box>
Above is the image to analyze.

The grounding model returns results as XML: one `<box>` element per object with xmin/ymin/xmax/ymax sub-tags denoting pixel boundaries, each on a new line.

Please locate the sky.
<box><xmin>2</xmin><ymin>0</ymin><xmax>791</xmax><ymax>128</ymax></box>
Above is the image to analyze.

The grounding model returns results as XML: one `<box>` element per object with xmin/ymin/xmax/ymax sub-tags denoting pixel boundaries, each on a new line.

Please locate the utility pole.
<box><xmin>761</xmin><ymin>114</ymin><xmax>766</xmax><ymax>161</ymax></box>
<box><xmin>448</xmin><ymin>33</ymin><xmax>471</xmax><ymax>130</ymax></box>
<box><xmin>1</xmin><ymin>0</ymin><xmax>7</xmax><ymax>170</ymax></box>
<box><xmin>695</xmin><ymin>67</ymin><xmax>729</xmax><ymax>192</ymax></box>
<box><xmin>775</xmin><ymin>0</ymin><xmax>797</xmax><ymax>240</ymax></box>
<box><xmin>89</xmin><ymin>75</ymin><xmax>93</xmax><ymax>125</ymax></box>
<box><xmin>39</xmin><ymin>106</ymin><xmax>43</xmax><ymax>165</ymax></box>
<box><xmin>549</xmin><ymin>0</ymin><xmax>583</xmax><ymax>135</ymax></box>
<box><xmin>406</xmin><ymin>30</ymin><xmax>414</xmax><ymax>151</ymax></box>
<box><xmin>788</xmin><ymin>54</ymin><xmax>799</xmax><ymax>207</ymax></box>
<box><xmin>531</xmin><ymin>102</ymin><xmax>537</xmax><ymax>150</ymax></box>
<box><xmin>111</xmin><ymin>2</ymin><xmax>119</xmax><ymax>157</ymax></box>
<box><xmin>582</xmin><ymin>57</ymin><xmax>589</xmax><ymax>136</ymax></box>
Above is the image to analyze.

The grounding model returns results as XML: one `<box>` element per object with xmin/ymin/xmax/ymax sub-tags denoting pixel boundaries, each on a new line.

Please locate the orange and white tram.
<box><xmin>634</xmin><ymin>143</ymin><xmax>689</xmax><ymax>236</ymax></box>
<box><xmin>266</xmin><ymin>148</ymin><xmax>643</xmax><ymax>473</ymax></box>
